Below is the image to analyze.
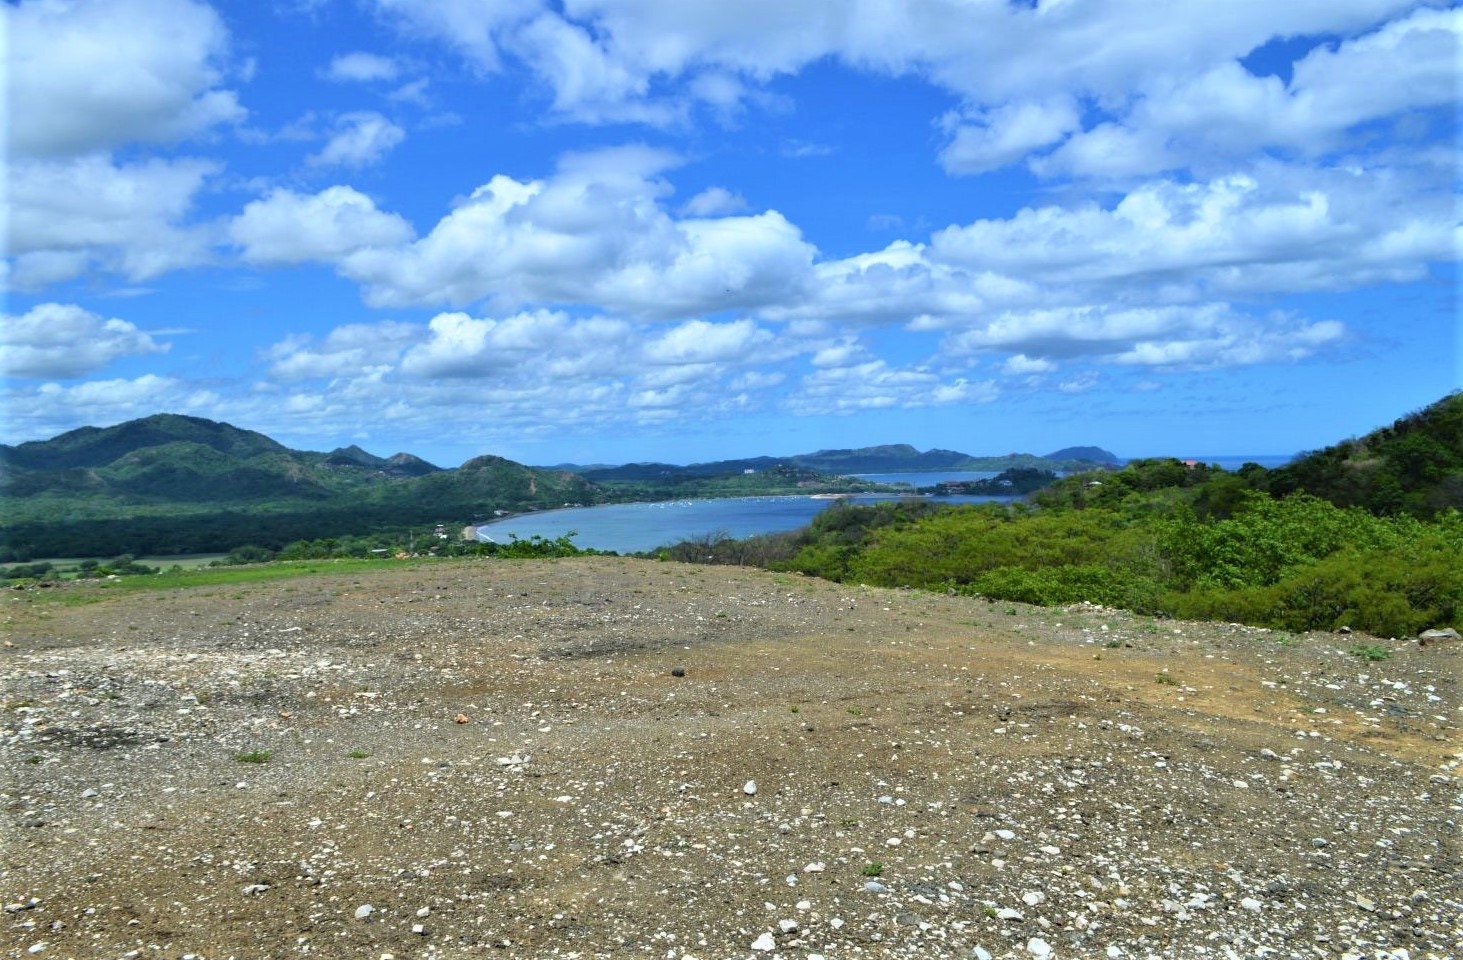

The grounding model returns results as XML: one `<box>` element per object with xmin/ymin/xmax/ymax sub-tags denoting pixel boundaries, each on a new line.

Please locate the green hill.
<box><xmin>0</xmin><ymin>416</ymin><xmax>596</xmax><ymax>559</ymax></box>
<box><xmin>1263</xmin><ymin>392</ymin><xmax>1463</xmax><ymax>516</ymax></box>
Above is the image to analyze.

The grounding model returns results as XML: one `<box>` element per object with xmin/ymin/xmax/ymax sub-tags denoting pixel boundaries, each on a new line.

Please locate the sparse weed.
<box><xmin>1348</xmin><ymin>644</ymin><xmax>1392</xmax><ymax>662</ymax></box>
<box><xmin>1155</xmin><ymin>673</ymin><xmax>1180</xmax><ymax>686</ymax></box>
<box><xmin>862</xmin><ymin>862</ymin><xmax>884</xmax><ymax>877</ymax></box>
<box><xmin>235</xmin><ymin>749</ymin><xmax>271</xmax><ymax>763</ymax></box>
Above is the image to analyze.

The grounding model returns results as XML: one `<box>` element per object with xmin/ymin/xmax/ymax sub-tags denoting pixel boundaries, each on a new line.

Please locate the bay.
<box><xmin>477</xmin><ymin>491</ymin><xmax>1011</xmax><ymax>554</ymax></box>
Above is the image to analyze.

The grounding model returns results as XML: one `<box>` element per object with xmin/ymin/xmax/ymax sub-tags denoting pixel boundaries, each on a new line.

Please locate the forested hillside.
<box><xmin>659</xmin><ymin>394</ymin><xmax>1463</xmax><ymax>638</ymax></box>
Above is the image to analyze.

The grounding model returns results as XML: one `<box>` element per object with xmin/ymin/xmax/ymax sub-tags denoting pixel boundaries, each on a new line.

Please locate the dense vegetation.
<box><xmin>0</xmin><ymin>415</ymin><xmax>878</xmax><ymax>560</ymax></box>
<box><xmin>653</xmin><ymin>395</ymin><xmax>1463</xmax><ymax>638</ymax></box>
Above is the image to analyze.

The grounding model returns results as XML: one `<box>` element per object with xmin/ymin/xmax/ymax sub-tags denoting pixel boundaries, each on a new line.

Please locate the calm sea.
<box><xmin>477</xmin><ymin>490</ymin><xmax>1009</xmax><ymax>554</ymax></box>
<box><xmin>476</xmin><ymin>459</ymin><xmax>1295</xmax><ymax>554</ymax></box>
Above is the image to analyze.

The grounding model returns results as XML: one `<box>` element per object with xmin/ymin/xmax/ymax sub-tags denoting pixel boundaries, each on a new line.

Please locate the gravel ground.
<box><xmin>2</xmin><ymin>556</ymin><xmax>1459</xmax><ymax>960</ymax></box>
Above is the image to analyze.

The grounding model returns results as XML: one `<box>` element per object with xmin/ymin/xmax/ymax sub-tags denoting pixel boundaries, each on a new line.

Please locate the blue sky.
<box><xmin>3</xmin><ymin>0</ymin><xmax>1459</xmax><ymax>467</ymax></box>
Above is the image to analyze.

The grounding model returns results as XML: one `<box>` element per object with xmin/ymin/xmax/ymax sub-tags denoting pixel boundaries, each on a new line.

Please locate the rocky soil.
<box><xmin>2</xmin><ymin>556</ymin><xmax>1459</xmax><ymax>960</ymax></box>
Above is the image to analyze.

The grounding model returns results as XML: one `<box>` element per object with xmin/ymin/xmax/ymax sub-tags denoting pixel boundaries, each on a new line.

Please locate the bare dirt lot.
<box><xmin>3</xmin><ymin>557</ymin><xmax>1459</xmax><ymax>959</ymax></box>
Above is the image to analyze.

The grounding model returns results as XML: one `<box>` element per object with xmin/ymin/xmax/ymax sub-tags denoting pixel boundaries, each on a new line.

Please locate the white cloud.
<box><xmin>324</xmin><ymin>52</ymin><xmax>401</xmax><ymax>83</ymax></box>
<box><xmin>943</xmin><ymin>304</ymin><xmax>1347</xmax><ymax>370</ymax></box>
<box><xmin>939</xmin><ymin>97</ymin><xmax>1081</xmax><ymax>175</ymax></box>
<box><xmin>1003</xmin><ymin>354</ymin><xmax>1055</xmax><ymax>375</ymax></box>
<box><xmin>266</xmin><ymin>321</ymin><xmax>423</xmax><ymax>380</ymax></box>
<box><xmin>338</xmin><ymin>149</ymin><xmax>816</xmax><ymax>316</ymax></box>
<box><xmin>1034</xmin><ymin>7</ymin><xmax>1463</xmax><ymax>178</ymax></box>
<box><xmin>7</xmin><ymin>154</ymin><xmax>219</xmax><ymax>287</ymax></box>
<box><xmin>307</xmin><ymin>112</ymin><xmax>406</xmax><ymax>168</ymax></box>
<box><xmin>0</xmin><ymin>303</ymin><xmax>168</xmax><ymax>378</ymax></box>
<box><xmin>643</xmin><ymin>318</ymin><xmax>771</xmax><ymax>365</ymax></box>
<box><xmin>230</xmin><ymin>186</ymin><xmax>416</xmax><ymax>265</ymax></box>
<box><xmin>6</xmin><ymin>0</ymin><xmax>244</xmax><ymax>159</ymax></box>
<box><xmin>789</xmin><ymin>359</ymin><xmax>999</xmax><ymax>416</ymax></box>
<box><xmin>372</xmin><ymin>0</ymin><xmax>1435</xmax><ymax>164</ymax></box>
<box><xmin>928</xmin><ymin>166</ymin><xmax>1456</xmax><ymax>301</ymax></box>
<box><xmin>372</xmin><ymin>0</ymin><xmax>542</xmax><ymax>73</ymax></box>
<box><xmin>680</xmin><ymin>187</ymin><xmax>750</xmax><ymax>217</ymax></box>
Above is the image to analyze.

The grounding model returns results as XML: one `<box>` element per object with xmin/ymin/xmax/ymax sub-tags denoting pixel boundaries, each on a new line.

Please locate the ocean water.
<box><xmin>476</xmin><ymin>459</ymin><xmax>1295</xmax><ymax>554</ymax></box>
<box><xmin>477</xmin><ymin>491</ymin><xmax>1009</xmax><ymax>554</ymax></box>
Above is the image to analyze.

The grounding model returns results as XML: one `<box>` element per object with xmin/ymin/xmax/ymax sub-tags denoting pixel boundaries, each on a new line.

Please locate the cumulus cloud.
<box><xmin>0</xmin><ymin>303</ymin><xmax>169</xmax><ymax>378</ymax></box>
<box><xmin>324</xmin><ymin>52</ymin><xmax>401</xmax><ymax>83</ymax></box>
<box><xmin>307</xmin><ymin>112</ymin><xmax>406</xmax><ymax>168</ymax></box>
<box><xmin>680</xmin><ymin>187</ymin><xmax>750</xmax><ymax>217</ymax></box>
<box><xmin>6</xmin><ymin>0</ymin><xmax>244</xmax><ymax>159</ymax></box>
<box><xmin>789</xmin><ymin>359</ymin><xmax>999</xmax><ymax>416</ymax></box>
<box><xmin>336</xmin><ymin>148</ymin><xmax>816</xmax><ymax>316</ymax></box>
<box><xmin>265</xmin><ymin>321</ymin><xmax>423</xmax><ymax>380</ymax></box>
<box><xmin>370</xmin><ymin>0</ymin><xmax>1444</xmax><ymax>167</ymax></box>
<box><xmin>927</xmin><ymin>166</ymin><xmax>1456</xmax><ymax>302</ymax></box>
<box><xmin>943</xmin><ymin>304</ymin><xmax>1347</xmax><ymax>370</ymax></box>
<box><xmin>1033</xmin><ymin>7</ymin><xmax>1463</xmax><ymax>178</ymax></box>
<box><xmin>230</xmin><ymin>186</ymin><xmax>416</xmax><ymax>265</ymax></box>
<box><xmin>939</xmin><ymin>97</ymin><xmax>1081</xmax><ymax>175</ymax></box>
<box><xmin>7</xmin><ymin>155</ymin><xmax>219</xmax><ymax>287</ymax></box>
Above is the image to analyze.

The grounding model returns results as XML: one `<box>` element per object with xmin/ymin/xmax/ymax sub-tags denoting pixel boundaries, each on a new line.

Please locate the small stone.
<box><xmin>743</xmin><ymin>780</ymin><xmax>758</xmax><ymax>795</ymax></box>
<box><xmin>750</xmin><ymin>932</ymin><xmax>776</xmax><ymax>952</ymax></box>
<box><xmin>411</xmin><ymin>923</ymin><xmax>426</xmax><ymax>935</ymax></box>
<box><xmin>1419</xmin><ymin>627</ymin><xmax>1459</xmax><ymax>642</ymax></box>
<box><xmin>863</xmin><ymin>881</ymin><xmax>890</xmax><ymax>894</ymax></box>
<box><xmin>453</xmin><ymin>713</ymin><xmax>469</xmax><ymax>724</ymax></box>
<box><xmin>1240</xmin><ymin>897</ymin><xmax>1262</xmax><ymax>912</ymax></box>
<box><xmin>81</xmin><ymin>788</ymin><xmax>98</xmax><ymax>799</ymax></box>
<box><xmin>416</xmin><ymin>907</ymin><xmax>430</xmax><ymax>918</ymax></box>
<box><xmin>670</xmin><ymin>666</ymin><xmax>687</xmax><ymax>677</ymax></box>
<box><xmin>1106</xmin><ymin>947</ymin><xmax>1123</xmax><ymax>959</ymax></box>
<box><xmin>994</xmin><ymin>829</ymin><xmax>1016</xmax><ymax>840</ymax></box>
<box><xmin>1027</xmin><ymin>937</ymin><xmax>1052</xmax><ymax>958</ymax></box>
<box><xmin>355</xmin><ymin>904</ymin><xmax>375</xmax><ymax>920</ymax></box>
<box><xmin>804</xmin><ymin>862</ymin><xmax>825</xmax><ymax>873</ymax></box>
<box><xmin>242</xmin><ymin>884</ymin><xmax>270</xmax><ymax>896</ymax></box>
<box><xmin>778</xmin><ymin>918</ymin><xmax>799</xmax><ymax>933</ymax></box>
<box><xmin>996</xmin><ymin>908</ymin><xmax>1024</xmax><ymax>921</ymax></box>
<box><xmin>975</xmin><ymin>948</ymin><xmax>993</xmax><ymax>960</ymax></box>
<box><xmin>1021</xmin><ymin>891</ymin><xmax>1046</xmax><ymax>906</ymax></box>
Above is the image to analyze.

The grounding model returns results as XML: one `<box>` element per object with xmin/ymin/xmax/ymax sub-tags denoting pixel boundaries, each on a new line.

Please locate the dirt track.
<box><xmin>3</xmin><ymin>557</ymin><xmax>1460</xmax><ymax>959</ymax></box>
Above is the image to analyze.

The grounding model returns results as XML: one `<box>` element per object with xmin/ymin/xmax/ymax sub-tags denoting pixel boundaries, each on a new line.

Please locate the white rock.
<box><xmin>1027</xmin><ymin>937</ymin><xmax>1052</xmax><ymax>958</ymax></box>
<box><xmin>744</xmin><ymin>780</ymin><xmax>758</xmax><ymax>796</ymax></box>
<box><xmin>996</xmin><ymin>907</ymin><xmax>1024</xmax><ymax>921</ymax></box>
<box><xmin>1021</xmin><ymin>891</ymin><xmax>1046</xmax><ymax>906</ymax></box>
<box><xmin>804</xmin><ymin>862</ymin><xmax>826</xmax><ymax>873</ymax></box>
<box><xmin>975</xmin><ymin>948</ymin><xmax>993</xmax><ymax>960</ymax></box>
<box><xmin>354</xmin><ymin>904</ymin><xmax>375</xmax><ymax>920</ymax></box>
<box><xmin>750</xmin><ymin>932</ymin><xmax>776</xmax><ymax>952</ymax></box>
<box><xmin>995</xmin><ymin>829</ymin><xmax>1016</xmax><ymax>840</ymax></box>
<box><xmin>1107</xmin><ymin>947</ymin><xmax>1123</xmax><ymax>959</ymax></box>
<box><xmin>1240</xmin><ymin>897</ymin><xmax>1262</xmax><ymax>912</ymax></box>
<box><xmin>81</xmin><ymin>788</ymin><xmax>98</xmax><ymax>799</ymax></box>
<box><xmin>242</xmin><ymin>884</ymin><xmax>270</xmax><ymax>896</ymax></box>
<box><xmin>778</xmin><ymin>918</ymin><xmax>799</xmax><ymax>933</ymax></box>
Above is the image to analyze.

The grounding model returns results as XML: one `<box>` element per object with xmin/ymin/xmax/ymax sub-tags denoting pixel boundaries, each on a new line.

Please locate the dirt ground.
<box><xmin>3</xmin><ymin>556</ymin><xmax>1459</xmax><ymax>959</ymax></box>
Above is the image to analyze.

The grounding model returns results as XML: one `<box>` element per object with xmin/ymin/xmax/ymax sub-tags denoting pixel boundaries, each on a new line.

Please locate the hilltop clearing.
<box><xmin>3</xmin><ymin>558</ymin><xmax>1459</xmax><ymax>958</ymax></box>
